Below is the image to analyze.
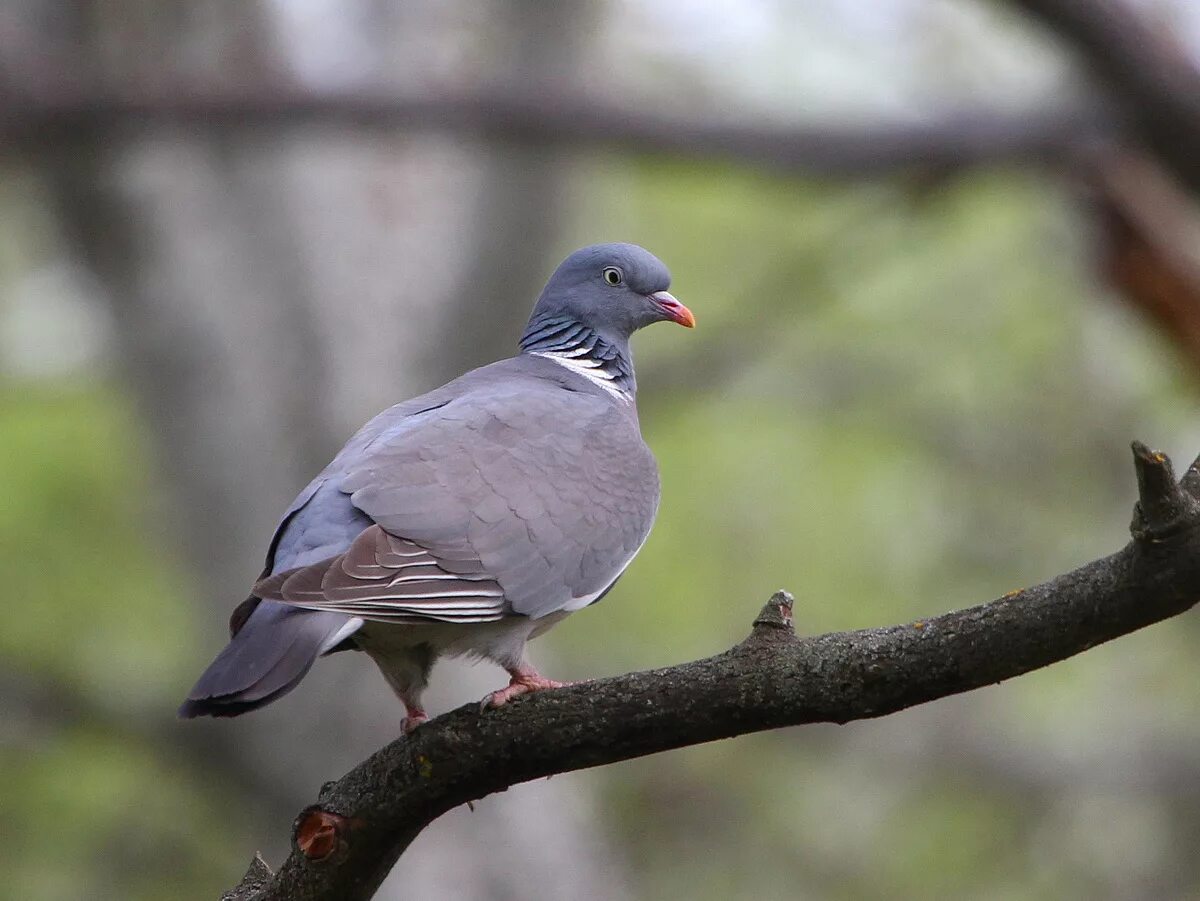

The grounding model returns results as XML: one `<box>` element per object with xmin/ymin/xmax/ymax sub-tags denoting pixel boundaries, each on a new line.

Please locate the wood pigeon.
<box><xmin>179</xmin><ymin>243</ymin><xmax>694</xmax><ymax>731</ymax></box>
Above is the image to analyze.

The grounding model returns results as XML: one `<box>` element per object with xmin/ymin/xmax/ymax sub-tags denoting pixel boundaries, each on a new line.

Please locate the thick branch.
<box><xmin>0</xmin><ymin>85</ymin><xmax>1108</xmax><ymax>177</ymax></box>
<box><xmin>224</xmin><ymin>444</ymin><xmax>1200</xmax><ymax>900</ymax></box>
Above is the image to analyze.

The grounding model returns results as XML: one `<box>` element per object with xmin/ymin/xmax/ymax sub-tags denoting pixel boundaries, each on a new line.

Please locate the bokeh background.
<box><xmin>4</xmin><ymin>1</ymin><xmax>1200</xmax><ymax>899</ymax></box>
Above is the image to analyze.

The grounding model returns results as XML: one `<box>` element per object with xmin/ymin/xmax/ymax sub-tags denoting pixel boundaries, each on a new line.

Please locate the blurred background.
<box><xmin>3</xmin><ymin>1</ymin><xmax>1200</xmax><ymax>899</ymax></box>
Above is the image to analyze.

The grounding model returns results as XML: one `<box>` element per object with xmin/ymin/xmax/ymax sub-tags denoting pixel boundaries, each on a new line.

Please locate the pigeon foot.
<box><xmin>482</xmin><ymin>669</ymin><xmax>572</xmax><ymax>709</ymax></box>
<box><xmin>401</xmin><ymin>709</ymin><xmax>429</xmax><ymax>734</ymax></box>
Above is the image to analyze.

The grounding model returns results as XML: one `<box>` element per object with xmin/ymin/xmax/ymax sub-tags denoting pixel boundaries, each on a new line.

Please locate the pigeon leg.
<box><xmin>368</xmin><ymin>642</ymin><xmax>434</xmax><ymax>735</ymax></box>
<box><xmin>400</xmin><ymin>701</ymin><xmax>429</xmax><ymax>734</ymax></box>
<box><xmin>483</xmin><ymin>661</ymin><xmax>573</xmax><ymax>709</ymax></box>
<box><xmin>392</xmin><ymin>679</ymin><xmax>429</xmax><ymax>733</ymax></box>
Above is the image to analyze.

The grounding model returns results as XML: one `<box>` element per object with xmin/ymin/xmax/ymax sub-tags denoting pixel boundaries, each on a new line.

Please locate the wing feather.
<box><xmin>255</xmin><ymin>525</ymin><xmax>507</xmax><ymax>624</ymax></box>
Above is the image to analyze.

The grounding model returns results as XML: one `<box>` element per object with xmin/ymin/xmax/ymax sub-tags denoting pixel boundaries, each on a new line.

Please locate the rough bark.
<box><xmin>224</xmin><ymin>442</ymin><xmax>1200</xmax><ymax>900</ymax></box>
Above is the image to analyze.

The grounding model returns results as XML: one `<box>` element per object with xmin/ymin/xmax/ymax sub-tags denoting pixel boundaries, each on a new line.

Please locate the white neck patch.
<box><xmin>532</xmin><ymin>351</ymin><xmax>631</xmax><ymax>399</ymax></box>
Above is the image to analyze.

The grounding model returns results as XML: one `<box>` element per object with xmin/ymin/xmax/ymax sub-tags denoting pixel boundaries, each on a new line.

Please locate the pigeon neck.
<box><xmin>519</xmin><ymin>313</ymin><xmax>636</xmax><ymax>396</ymax></box>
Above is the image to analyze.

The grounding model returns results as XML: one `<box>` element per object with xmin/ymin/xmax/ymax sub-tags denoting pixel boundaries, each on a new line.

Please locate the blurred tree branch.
<box><xmin>226</xmin><ymin>443</ymin><xmax>1200</xmax><ymax>900</ymax></box>
<box><xmin>13</xmin><ymin>0</ymin><xmax>1200</xmax><ymax>381</ymax></box>
<box><xmin>1096</xmin><ymin>151</ymin><xmax>1200</xmax><ymax>373</ymax></box>
<box><xmin>0</xmin><ymin>85</ymin><xmax>1107</xmax><ymax>177</ymax></box>
<box><xmin>1009</xmin><ymin>0</ymin><xmax>1200</xmax><ymax>195</ymax></box>
<box><xmin>1003</xmin><ymin>0</ymin><xmax>1200</xmax><ymax>370</ymax></box>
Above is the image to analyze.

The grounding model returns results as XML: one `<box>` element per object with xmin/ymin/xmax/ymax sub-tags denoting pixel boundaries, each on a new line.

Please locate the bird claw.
<box><xmin>481</xmin><ymin>673</ymin><xmax>572</xmax><ymax>710</ymax></box>
<box><xmin>401</xmin><ymin>710</ymin><xmax>429</xmax><ymax>735</ymax></box>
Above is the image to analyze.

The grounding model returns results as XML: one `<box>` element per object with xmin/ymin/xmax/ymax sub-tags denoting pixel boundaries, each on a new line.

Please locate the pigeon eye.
<box><xmin>602</xmin><ymin>267</ymin><xmax>623</xmax><ymax>286</ymax></box>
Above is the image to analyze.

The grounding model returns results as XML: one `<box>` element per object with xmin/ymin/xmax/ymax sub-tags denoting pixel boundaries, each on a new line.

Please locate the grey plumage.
<box><xmin>179</xmin><ymin>243</ymin><xmax>693</xmax><ymax>725</ymax></box>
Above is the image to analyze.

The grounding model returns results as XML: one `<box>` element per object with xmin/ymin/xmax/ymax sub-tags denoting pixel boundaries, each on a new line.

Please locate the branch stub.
<box><xmin>1130</xmin><ymin>442</ymin><xmax>1200</xmax><ymax>540</ymax></box>
<box><xmin>293</xmin><ymin>807</ymin><xmax>362</xmax><ymax>864</ymax></box>
<box><xmin>751</xmin><ymin>590</ymin><xmax>796</xmax><ymax>636</ymax></box>
<box><xmin>221</xmin><ymin>853</ymin><xmax>273</xmax><ymax>901</ymax></box>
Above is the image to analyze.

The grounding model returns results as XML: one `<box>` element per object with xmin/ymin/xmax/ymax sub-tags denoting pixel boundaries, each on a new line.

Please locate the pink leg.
<box><xmin>372</xmin><ymin>647</ymin><xmax>434</xmax><ymax>736</ymax></box>
<box><xmin>401</xmin><ymin>705</ymin><xmax>429</xmax><ymax>734</ymax></box>
<box><xmin>394</xmin><ymin>679</ymin><xmax>429</xmax><ymax>734</ymax></box>
<box><xmin>400</xmin><ymin>705</ymin><xmax>429</xmax><ymax>734</ymax></box>
<box><xmin>483</xmin><ymin>662</ymin><xmax>574</xmax><ymax>709</ymax></box>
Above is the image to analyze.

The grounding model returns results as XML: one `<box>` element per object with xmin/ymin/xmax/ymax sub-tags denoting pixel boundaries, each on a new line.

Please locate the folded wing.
<box><xmin>255</xmin><ymin>524</ymin><xmax>507</xmax><ymax>623</ymax></box>
<box><xmin>259</xmin><ymin>359</ymin><xmax>660</xmax><ymax>624</ymax></box>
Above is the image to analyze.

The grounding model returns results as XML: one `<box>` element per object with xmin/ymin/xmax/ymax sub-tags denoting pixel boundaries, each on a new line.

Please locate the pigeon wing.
<box><xmin>342</xmin><ymin>360</ymin><xmax>660</xmax><ymax>619</ymax></box>
<box><xmin>258</xmin><ymin>358</ymin><xmax>660</xmax><ymax>624</ymax></box>
<box><xmin>254</xmin><ymin>525</ymin><xmax>506</xmax><ymax>623</ymax></box>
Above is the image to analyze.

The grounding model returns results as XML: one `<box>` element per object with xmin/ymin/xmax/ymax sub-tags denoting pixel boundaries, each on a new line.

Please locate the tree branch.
<box><xmin>1093</xmin><ymin>149</ymin><xmax>1200</xmax><ymax>378</ymax></box>
<box><xmin>1009</xmin><ymin>0</ymin><xmax>1200</xmax><ymax>195</ymax></box>
<box><xmin>222</xmin><ymin>443</ymin><xmax>1200</xmax><ymax>900</ymax></box>
<box><xmin>0</xmin><ymin>84</ymin><xmax>1109</xmax><ymax>177</ymax></box>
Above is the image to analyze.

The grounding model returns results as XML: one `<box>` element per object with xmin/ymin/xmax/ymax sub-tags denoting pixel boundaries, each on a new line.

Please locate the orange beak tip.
<box><xmin>650</xmin><ymin>291</ymin><xmax>695</xmax><ymax>329</ymax></box>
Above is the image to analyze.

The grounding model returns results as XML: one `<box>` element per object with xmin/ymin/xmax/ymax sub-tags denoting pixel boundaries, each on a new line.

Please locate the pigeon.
<box><xmin>179</xmin><ymin>243</ymin><xmax>694</xmax><ymax>731</ymax></box>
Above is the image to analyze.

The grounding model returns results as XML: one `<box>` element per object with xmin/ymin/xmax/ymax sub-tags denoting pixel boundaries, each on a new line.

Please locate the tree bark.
<box><xmin>223</xmin><ymin>442</ymin><xmax>1200</xmax><ymax>900</ymax></box>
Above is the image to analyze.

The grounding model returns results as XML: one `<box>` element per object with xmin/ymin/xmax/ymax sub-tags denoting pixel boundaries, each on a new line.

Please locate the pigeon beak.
<box><xmin>649</xmin><ymin>291</ymin><xmax>696</xmax><ymax>328</ymax></box>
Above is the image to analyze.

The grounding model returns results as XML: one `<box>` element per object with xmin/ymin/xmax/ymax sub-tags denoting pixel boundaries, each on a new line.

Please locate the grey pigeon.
<box><xmin>179</xmin><ymin>243</ymin><xmax>694</xmax><ymax>730</ymax></box>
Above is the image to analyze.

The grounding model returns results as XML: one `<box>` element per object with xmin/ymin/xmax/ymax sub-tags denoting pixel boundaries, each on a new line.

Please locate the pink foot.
<box><xmin>482</xmin><ymin>670</ymin><xmax>573</xmax><ymax>709</ymax></box>
<box><xmin>401</xmin><ymin>709</ymin><xmax>429</xmax><ymax>734</ymax></box>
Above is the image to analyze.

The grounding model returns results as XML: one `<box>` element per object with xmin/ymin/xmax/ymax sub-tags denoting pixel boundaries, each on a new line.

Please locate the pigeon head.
<box><xmin>520</xmin><ymin>244</ymin><xmax>693</xmax><ymax>387</ymax></box>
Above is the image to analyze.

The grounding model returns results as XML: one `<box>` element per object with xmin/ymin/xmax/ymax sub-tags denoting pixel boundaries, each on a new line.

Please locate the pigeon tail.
<box><xmin>178</xmin><ymin>601</ymin><xmax>359</xmax><ymax>718</ymax></box>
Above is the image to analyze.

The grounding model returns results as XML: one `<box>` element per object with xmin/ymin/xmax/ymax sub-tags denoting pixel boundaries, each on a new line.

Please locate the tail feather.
<box><xmin>178</xmin><ymin>601</ymin><xmax>358</xmax><ymax>718</ymax></box>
